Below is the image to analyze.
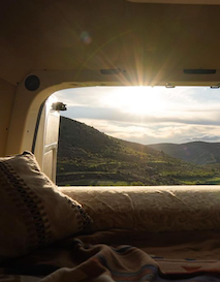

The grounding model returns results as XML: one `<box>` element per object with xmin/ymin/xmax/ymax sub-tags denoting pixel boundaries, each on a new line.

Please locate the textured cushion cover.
<box><xmin>0</xmin><ymin>151</ymin><xmax>92</xmax><ymax>263</ymax></box>
<box><xmin>60</xmin><ymin>186</ymin><xmax>220</xmax><ymax>233</ymax></box>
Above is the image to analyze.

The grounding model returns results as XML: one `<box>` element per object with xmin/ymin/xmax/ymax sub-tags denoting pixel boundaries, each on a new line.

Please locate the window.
<box><xmin>55</xmin><ymin>86</ymin><xmax>220</xmax><ymax>186</ymax></box>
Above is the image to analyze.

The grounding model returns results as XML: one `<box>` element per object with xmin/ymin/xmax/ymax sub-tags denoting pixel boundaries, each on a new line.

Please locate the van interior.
<box><xmin>1</xmin><ymin>0</ymin><xmax>220</xmax><ymax>281</ymax></box>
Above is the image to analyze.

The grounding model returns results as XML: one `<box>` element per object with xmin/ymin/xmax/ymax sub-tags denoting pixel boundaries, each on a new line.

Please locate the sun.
<box><xmin>101</xmin><ymin>86</ymin><xmax>165</xmax><ymax>116</ymax></box>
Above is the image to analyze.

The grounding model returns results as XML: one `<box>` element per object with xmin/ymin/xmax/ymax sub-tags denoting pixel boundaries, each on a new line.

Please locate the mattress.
<box><xmin>1</xmin><ymin>186</ymin><xmax>220</xmax><ymax>281</ymax></box>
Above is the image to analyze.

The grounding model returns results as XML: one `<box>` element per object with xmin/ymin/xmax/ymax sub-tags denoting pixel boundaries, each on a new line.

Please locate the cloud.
<box><xmin>62</xmin><ymin>105</ymin><xmax>220</xmax><ymax>126</ymax></box>
<box><xmin>55</xmin><ymin>86</ymin><xmax>220</xmax><ymax>111</ymax></box>
<box><xmin>55</xmin><ymin>86</ymin><xmax>220</xmax><ymax>144</ymax></box>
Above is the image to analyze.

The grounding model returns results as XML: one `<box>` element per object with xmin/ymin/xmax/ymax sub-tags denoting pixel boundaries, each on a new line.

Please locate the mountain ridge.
<box><xmin>57</xmin><ymin>116</ymin><xmax>220</xmax><ymax>186</ymax></box>
<box><xmin>149</xmin><ymin>142</ymin><xmax>220</xmax><ymax>165</ymax></box>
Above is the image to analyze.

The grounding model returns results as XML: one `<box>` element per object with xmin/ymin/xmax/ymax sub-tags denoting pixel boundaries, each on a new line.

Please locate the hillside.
<box><xmin>149</xmin><ymin>142</ymin><xmax>220</xmax><ymax>165</ymax></box>
<box><xmin>57</xmin><ymin>117</ymin><xmax>220</xmax><ymax>186</ymax></box>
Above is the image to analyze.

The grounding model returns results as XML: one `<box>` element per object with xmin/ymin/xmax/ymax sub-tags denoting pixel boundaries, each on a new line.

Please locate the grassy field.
<box><xmin>57</xmin><ymin>168</ymin><xmax>220</xmax><ymax>186</ymax></box>
<box><xmin>57</xmin><ymin>117</ymin><xmax>220</xmax><ymax>186</ymax></box>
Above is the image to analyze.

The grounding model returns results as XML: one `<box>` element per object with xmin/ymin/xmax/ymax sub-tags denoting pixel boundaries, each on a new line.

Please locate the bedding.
<box><xmin>2</xmin><ymin>152</ymin><xmax>220</xmax><ymax>281</ymax></box>
<box><xmin>0</xmin><ymin>152</ymin><xmax>92</xmax><ymax>263</ymax></box>
<box><xmin>1</xmin><ymin>229</ymin><xmax>220</xmax><ymax>281</ymax></box>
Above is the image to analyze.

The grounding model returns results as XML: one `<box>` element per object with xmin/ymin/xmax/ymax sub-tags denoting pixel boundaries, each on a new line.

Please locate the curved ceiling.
<box><xmin>1</xmin><ymin>0</ymin><xmax>220</xmax><ymax>86</ymax></box>
<box><xmin>127</xmin><ymin>0</ymin><xmax>220</xmax><ymax>4</ymax></box>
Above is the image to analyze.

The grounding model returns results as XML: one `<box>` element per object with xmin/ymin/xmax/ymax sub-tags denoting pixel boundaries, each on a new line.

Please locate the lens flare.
<box><xmin>80</xmin><ymin>31</ymin><xmax>92</xmax><ymax>45</ymax></box>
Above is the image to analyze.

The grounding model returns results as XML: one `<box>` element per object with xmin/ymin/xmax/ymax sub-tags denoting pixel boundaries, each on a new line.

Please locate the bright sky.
<box><xmin>55</xmin><ymin>86</ymin><xmax>220</xmax><ymax>145</ymax></box>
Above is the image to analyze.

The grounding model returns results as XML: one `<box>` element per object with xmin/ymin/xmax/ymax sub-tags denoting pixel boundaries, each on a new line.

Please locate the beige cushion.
<box><xmin>0</xmin><ymin>151</ymin><xmax>92</xmax><ymax>262</ymax></box>
<box><xmin>60</xmin><ymin>186</ymin><xmax>220</xmax><ymax>233</ymax></box>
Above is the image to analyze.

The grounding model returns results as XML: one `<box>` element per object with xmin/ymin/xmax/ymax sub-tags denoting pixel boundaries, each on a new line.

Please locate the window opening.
<box><xmin>54</xmin><ymin>86</ymin><xmax>220</xmax><ymax>186</ymax></box>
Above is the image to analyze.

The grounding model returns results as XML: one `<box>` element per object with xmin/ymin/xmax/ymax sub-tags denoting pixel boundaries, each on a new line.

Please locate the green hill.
<box><xmin>57</xmin><ymin>117</ymin><xmax>220</xmax><ymax>186</ymax></box>
<box><xmin>149</xmin><ymin>142</ymin><xmax>220</xmax><ymax>165</ymax></box>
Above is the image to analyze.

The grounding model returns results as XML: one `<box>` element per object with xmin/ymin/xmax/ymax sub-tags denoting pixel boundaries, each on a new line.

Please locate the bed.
<box><xmin>1</xmin><ymin>152</ymin><xmax>220</xmax><ymax>282</ymax></box>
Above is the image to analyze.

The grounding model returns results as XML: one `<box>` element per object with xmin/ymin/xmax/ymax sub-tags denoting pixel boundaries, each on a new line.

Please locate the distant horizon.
<box><xmin>55</xmin><ymin>86</ymin><xmax>220</xmax><ymax>145</ymax></box>
<box><xmin>60</xmin><ymin>115</ymin><xmax>220</xmax><ymax>147</ymax></box>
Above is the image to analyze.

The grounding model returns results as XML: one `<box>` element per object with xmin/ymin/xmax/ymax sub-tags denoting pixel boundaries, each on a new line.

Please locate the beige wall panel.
<box><xmin>34</xmin><ymin>96</ymin><xmax>60</xmax><ymax>181</ymax></box>
<box><xmin>0</xmin><ymin>79</ymin><xmax>16</xmax><ymax>157</ymax></box>
<box><xmin>42</xmin><ymin>150</ymin><xmax>54</xmax><ymax>181</ymax></box>
<box><xmin>45</xmin><ymin>114</ymin><xmax>60</xmax><ymax>146</ymax></box>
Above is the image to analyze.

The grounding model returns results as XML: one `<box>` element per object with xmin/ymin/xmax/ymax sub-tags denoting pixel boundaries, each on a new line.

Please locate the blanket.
<box><xmin>1</xmin><ymin>229</ymin><xmax>220</xmax><ymax>282</ymax></box>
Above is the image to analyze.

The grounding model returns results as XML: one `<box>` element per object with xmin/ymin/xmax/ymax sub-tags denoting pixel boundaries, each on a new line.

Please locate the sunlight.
<box><xmin>101</xmin><ymin>86</ymin><xmax>165</xmax><ymax>116</ymax></box>
<box><xmin>55</xmin><ymin>86</ymin><xmax>220</xmax><ymax>144</ymax></box>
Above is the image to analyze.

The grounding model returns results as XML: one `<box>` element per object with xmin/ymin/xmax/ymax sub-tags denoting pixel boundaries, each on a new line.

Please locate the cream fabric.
<box><xmin>60</xmin><ymin>186</ymin><xmax>220</xmax><ymax>232</ymax></box>
<box><xmin>0</xmin><ymin>152</ymin><xmax>92</xmax><ymax>262</ymax></box>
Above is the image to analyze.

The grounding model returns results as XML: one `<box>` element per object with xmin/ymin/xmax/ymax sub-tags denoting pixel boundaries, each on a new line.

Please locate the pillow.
<box><xmin>0</xmin><ymin>151</ymin><xmax>92</xmax><ymax>263</ymax></box>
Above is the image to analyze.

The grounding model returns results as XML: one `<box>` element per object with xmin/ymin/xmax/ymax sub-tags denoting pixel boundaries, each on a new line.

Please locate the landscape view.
<box><xmin>55</xmin><ymin>86</ymin><xmax>220</xmax><ymax>186</ymax></box>
<box><xmin>56</xmin><ymin>116</ymin><xmax>220</xmax><ymax>186</ymax></box>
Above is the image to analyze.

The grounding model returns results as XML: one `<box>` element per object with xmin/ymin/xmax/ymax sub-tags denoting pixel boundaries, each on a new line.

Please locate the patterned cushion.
<box><xmin>0</xmin><ymin>151</ymin><xmax>92</xmax><ymax>263</ymax></box>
